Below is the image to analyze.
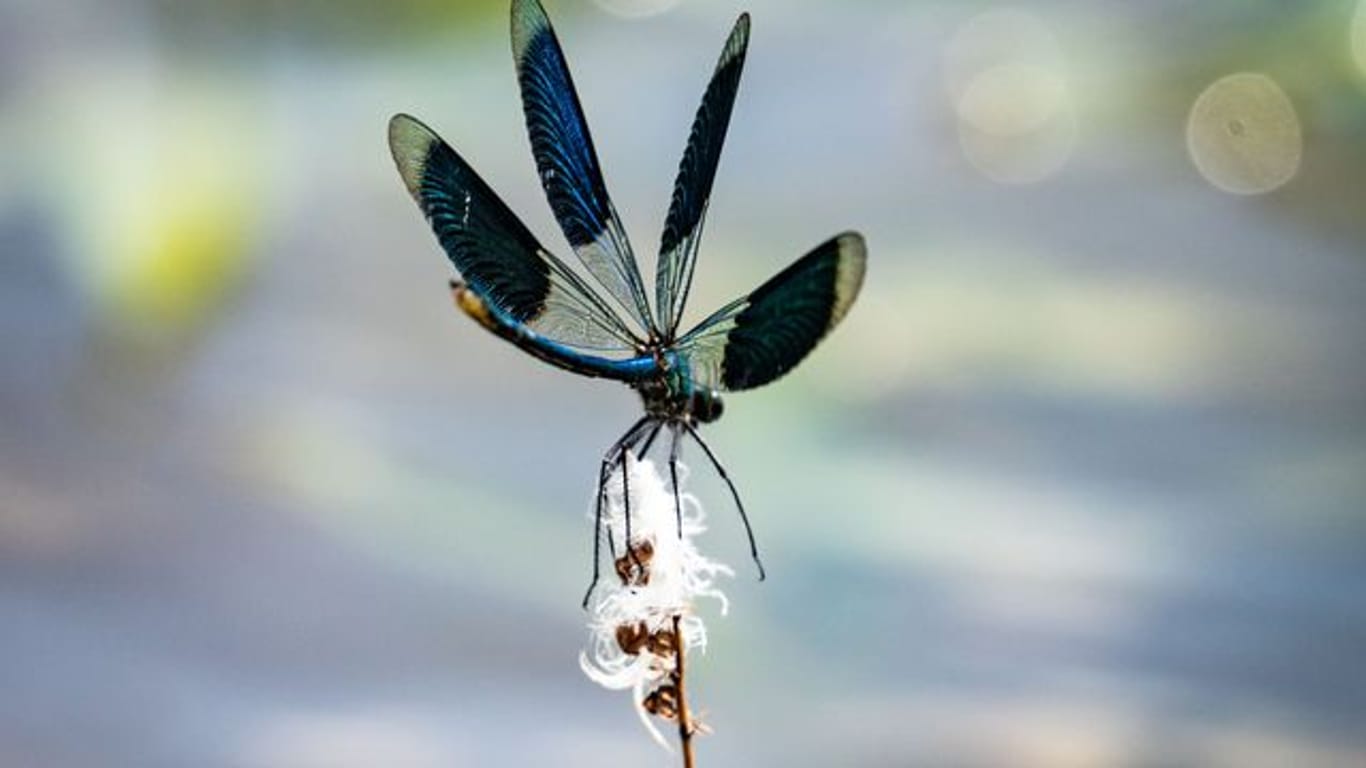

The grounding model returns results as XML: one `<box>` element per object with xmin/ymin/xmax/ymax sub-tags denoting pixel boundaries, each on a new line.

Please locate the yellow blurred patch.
<box><xmin>107</xmin><ymin>178</ymin><xmax>253</xmax><ymax>332</ymax></box>
<box><xmin>43</xmin><ymin>65</ymin><xmax>265</xmax><ymax>342</ymax></box>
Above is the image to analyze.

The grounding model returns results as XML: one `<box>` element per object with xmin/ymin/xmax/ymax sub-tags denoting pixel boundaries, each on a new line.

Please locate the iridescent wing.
<box><xmin>511</xmin><ymin>0</ymin><xmax>655</xmax><ymax>335</ymax></box>
<box><xmin>389</xmin><ymin>113</ymin><xmax>642</xmax><ymax>353</ymax></box>
<box><xmin>656</xmin><ymin>14</ymin><xmax>750</xmax><ymax>339</ymax></box>
<box><xmin>677</xmin><ymin>233</ymin><xmax>866</xmax><ymax>391</ymax></box>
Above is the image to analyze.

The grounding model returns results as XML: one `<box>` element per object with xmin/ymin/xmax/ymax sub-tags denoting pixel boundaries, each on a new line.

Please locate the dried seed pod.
<box><xmin>634</xmin><ymin>539</ymin><xmax>655</xmax><ymax>560</ymax></box>
<box><xmin>613</xmin><ymin>539</ymin><xmax>656</xmax><ymax>586</ymax></box>
<box><xmin>646</xmin><ymin>627</ymin><xmax>679</xmax><ymax>657</ymax></box>
<box><xmin>642</xmin><ymin>684</ymin><xmax>680</xmax><ymax>720</ymax></box>
<box><xmin>615</xmin><ymin>622</ymin><xmax>650</xmax><ymax>655</ymax></box>
<box><xmin>612</xmin><ymin>556</ymin><xmax>648</xmax><ymax>586</ymax></box>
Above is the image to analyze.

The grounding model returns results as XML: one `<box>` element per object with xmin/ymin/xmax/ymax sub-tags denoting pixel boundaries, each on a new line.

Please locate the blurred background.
<box><xmin>2</xmin><ymin>0</ymin><xmax>1365</xmax><ymax>765</ymax></box>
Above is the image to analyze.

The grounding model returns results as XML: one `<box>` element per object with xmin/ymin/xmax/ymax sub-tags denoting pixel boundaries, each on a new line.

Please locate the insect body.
<box><xmin>390</xmin><ymin>0</ymin><xmax>866</xmax><ymax>604</ymax></box>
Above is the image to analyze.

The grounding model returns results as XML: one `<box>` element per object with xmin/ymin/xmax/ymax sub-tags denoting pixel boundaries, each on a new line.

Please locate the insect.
<box><xmin>388</xmin><ymin>0</ymin><xmax>866</xmax><ymax>605</ymax></box>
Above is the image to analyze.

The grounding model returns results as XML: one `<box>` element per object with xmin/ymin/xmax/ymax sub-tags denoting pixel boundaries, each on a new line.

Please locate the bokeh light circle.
<box><xmin>957</xmin><ymin>64</ymin><xmax>1067</xmax><ymax>137</ymax></box>
<box><xmin>1186</xmin><ymin>72</ymin><xmax>1301</xmax><ymax>195</ymax></box>
<box><xmin>943</xmin><ymin>9</ymin><xmax>1059</xmax><ymax>97</ymax></box>
<box><xmin>945</xmin><ymin>9</ymin><xmax>1076</xmax><ymax>185</ymax></box>
<box><xmin>591</xmin><ymin>0</ymin><xmax>682</xmax><ymax>19</ymax></box>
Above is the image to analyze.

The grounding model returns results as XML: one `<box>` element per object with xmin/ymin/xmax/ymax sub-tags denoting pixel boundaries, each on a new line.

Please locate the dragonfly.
<box><xmin>388</xmin><ymin>0</ymin><xmax>866</xmax><ymax>605</ymax></box>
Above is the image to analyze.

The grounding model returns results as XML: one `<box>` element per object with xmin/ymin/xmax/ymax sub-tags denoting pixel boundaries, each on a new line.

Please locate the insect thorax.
<box><xmin>636</xmin><ymin>349</ymin><xmax>724</xmax><ymax>424</ymax></box>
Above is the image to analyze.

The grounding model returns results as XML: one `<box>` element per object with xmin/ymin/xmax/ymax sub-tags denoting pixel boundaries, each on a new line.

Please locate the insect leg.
<box><xmin>584</xmin><ymin>415</ymin><xmax>652</xmax><ymax>608</ymax></box>
<box><xmin>682</xmin><ymin>423</ymin><xmax>766</xmax><ymax>581</ymax></box>
<box><xmin>618</xmin><ymin>417</ymin><xmax>664</xmax><ymax>588</ymax></box>
<box><xmin>621</xmin><ymin>437</ymin><xmax>632</xmax><ymax>569</ymax></box>
<box><xmin>668</xmin><ymin>423</ymin><xmax>684</xmax><ymax>539</ymax></box>
<box><xmin>637</xmin><ymin>421</ymin><xmax>665</xmax><ymax>460</ymax></box>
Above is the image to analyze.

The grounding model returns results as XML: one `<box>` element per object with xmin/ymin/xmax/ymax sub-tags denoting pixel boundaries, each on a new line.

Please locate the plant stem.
<box><xmin>673</xmin><ymin>614</ymin><xmax>696</xmax><ymax>768</ymax></box>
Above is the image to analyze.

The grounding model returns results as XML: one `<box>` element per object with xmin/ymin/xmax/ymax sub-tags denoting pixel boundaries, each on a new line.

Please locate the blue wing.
<box><xmin>511</xmin><ymin>0</ymin><xmax>655</xmax><ymax>336</ymax></box>
<box><xmin>677</xmin><ymin>233</ymin><xmax>866</xmax><ymax>391</ymax></box>
<box><xmin>389</xmin><ymin>113</ymin><xmax>642</xmax><ymax>354</ymax></box>
<box><xmin>657</xmin><ymin>14</ymin><xmax>750</xmax><ymax>339</ymax></box>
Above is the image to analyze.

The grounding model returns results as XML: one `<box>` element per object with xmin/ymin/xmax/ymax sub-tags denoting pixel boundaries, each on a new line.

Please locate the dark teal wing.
<box><xmin>677</xmin><ymin>233</ymin><xmax>866</xmax><ymax>391</ymax></box>
<box><xmin>511</xmin><ymin>0</ymin><xmax>655</xmax><ymax>335</ymax></box>
<box><xmin>389</xmin><ymin>113</ymin><xmax>641</xmax><ymax>352</ymax></box>
<box><xmin>656</xmin><ymin>14</ymin><xmax>750</xmax><ymax>339</ymax></box>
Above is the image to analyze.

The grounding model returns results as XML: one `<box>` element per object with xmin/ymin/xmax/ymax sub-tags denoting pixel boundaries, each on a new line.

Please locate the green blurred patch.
<box><xmin>147</xmin><ymin>0</ymin><xmax>517</xmax><ymax>48</ymax></box>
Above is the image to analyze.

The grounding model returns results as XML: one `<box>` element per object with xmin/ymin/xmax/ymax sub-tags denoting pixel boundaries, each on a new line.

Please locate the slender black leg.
<box><xmin>668</xmin><ymin>424</ymin><xmax>684</xmax><ymax>539</ymax></box>
<box><xmin>584</xmin><ymin>416</ymin><xmax>652</xmax><ymax>608</ymax></box>
<box><xmin>637</xmin><ymin>421</ymin><xmax>665</xmax><ymax>460</ymax></box>
<box><xmin>683</xmin><ymin>423</ymin><xmax>767</xmax><ymax>581</ymax></box>
<box><xmin>598</xmin><ymin>424</ymin><xmax>648</xmax><ymax>565</ymax></box>
<box><xmin>619</xmin><ymin>420</ymin><xmax>668</xmax><ymax>590</ymax></box>
<box><xmin>621</xmin><ymin>439</ymin><xmax>632</xmax><ymax>567</ymax></box>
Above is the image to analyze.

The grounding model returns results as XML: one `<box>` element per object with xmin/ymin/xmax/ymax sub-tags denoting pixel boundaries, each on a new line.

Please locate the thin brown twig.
<box><xmin>672</xmin><ymin>614</ymin><xmax>696</xmax><ymax>768</ymax></box>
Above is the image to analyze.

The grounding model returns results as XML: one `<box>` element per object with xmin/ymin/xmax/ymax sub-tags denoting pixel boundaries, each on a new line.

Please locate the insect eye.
<box><xmin>691</xmin><ymin>391</ymin><xmax>724</xmax><ymax>423</ymax></box>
